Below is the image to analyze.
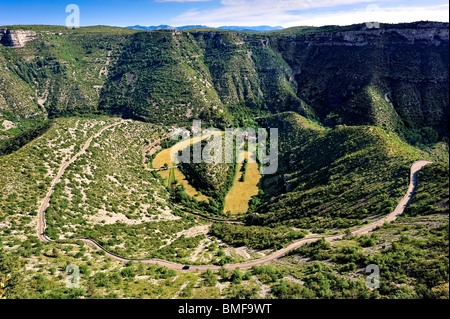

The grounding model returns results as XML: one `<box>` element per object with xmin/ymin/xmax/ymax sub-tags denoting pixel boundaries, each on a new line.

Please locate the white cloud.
<box><xmin>170</xmin><ymin>0</ymin><xmax>449</xmax><ymax>27</ymax></box>
<box><xmin>283</xmin><ymin>4</ymin><xmax>450</xmax><ymax>27</ymax></box>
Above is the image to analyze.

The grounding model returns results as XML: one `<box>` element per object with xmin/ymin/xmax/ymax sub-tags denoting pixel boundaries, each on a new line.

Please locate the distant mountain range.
<box><xmin>126</xmin><ymin>25</ymin><xmax>284</xmax><ymax>32</ymax></box>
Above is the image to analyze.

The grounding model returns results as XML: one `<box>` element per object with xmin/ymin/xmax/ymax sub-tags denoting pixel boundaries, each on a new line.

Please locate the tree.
<box><xmin>85</xmin><ymin>281</ymin><xmax>97</xmax><ymax>297</ymax></box>
<box><xmin>202</xmin><ymin>269</ymin><xmax>217</xmax><ymax>286</ymax></box>
<box><xmin>0</xmin><ymin>248</ymin><xmax>22</xmax><ymax>299</ymax></box>
<box><xmin>92</xmin><ymin>272</ymin><xmax>110</xmax><ymax>287</ymax></box>
<box><xmin>219</xmin><ymin>267</ymin><xmax>228</xmax><ymax>281</ymax></box>
<box><xmin>121</xmin><ymin>267</ymin><xmax>135</xmax><ymax>278</ymax></box>
<box><xmin>52</xmin><ymin>248</ymin><xmax>60</xmax><ymax>258</ymax></box>
<box><xmin>231</xmin><ymin>268</ymin><xmax>243</xmax><ymax>284</ymax></box>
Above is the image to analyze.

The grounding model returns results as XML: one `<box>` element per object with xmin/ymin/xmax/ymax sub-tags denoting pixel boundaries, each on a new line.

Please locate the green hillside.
<box><xmin>287</xmin><ymin>162</ymin><xmax>448</xmax><ymax>298</ymax></box>
<box><xmin>406</xmin><ymin>163</ymin><xmax>449</xmax><ymax>217</ymax></box>
<box><xmin>1</xmin><ymin>22</ymin><xmax>448</xmax><ymax>147</ymax></box>
<box><xmin>98</xmin><ymin>31</ymin><xmax>225</xmax><ymax>124</ymax></box>
<box><xmin>1</xmin><ymin>22</ymin><xmax>448</xmax><ymax>240</ymax></box>
<box><xmin>0</xmin><ymin>25</ymin><xmax>135</xmax><ymax>135</ymax></box>
<box><xmin>247</xmin><ymin>112</ymin><xmax>430</xmax><ymax>231</ymax></box>
<box><xmin>178</xmin><ymin>137</ymin><xmax>237</xmax><ymax>200</ymax></box>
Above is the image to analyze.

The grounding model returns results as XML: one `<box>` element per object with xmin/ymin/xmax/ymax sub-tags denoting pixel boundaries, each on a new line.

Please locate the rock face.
<box><xmin>283</xmin><ymin>22</ymin><xmax>449</xmax><ymax>47</ymax></box>
<box><xmin>272</xmin><ymin>21</ymin><xmax>449</xmax><ymax>135</ymax></box>
<box><xmin>0</xmin><ymin>29</ymin><xmax>37</xmax><ymax>47</ymax></box>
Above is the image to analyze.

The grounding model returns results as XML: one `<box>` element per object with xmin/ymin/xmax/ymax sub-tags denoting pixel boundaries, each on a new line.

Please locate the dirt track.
<box><xmin>37</xmin><ymin>120</ymin><xmax>123</xmax><ymax>242</ymax></box>
<box><xmin>36</xmin><ymin>122</ymin><xmax>432</xmax><ymax>272</ymax></box>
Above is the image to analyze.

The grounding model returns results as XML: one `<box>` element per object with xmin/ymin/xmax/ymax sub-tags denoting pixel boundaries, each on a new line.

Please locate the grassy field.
<box><xmin>153</xmin><ymin>147</ymin><xmax>207</xmax><ymax>200</ymax></box>
<box><xmin>151</xmin><ymin>134</ymin><xmax>223</xmax><ymax>202</ymax></box>
<box><xmin>153</xmin><ymin>133</ymin><xmax>262</xmax><ymax>214</ymax></box>
<box><xmin>224</xmin><ymin>151</ymin><xmax>261</xmax><ymax>215</ymax></box>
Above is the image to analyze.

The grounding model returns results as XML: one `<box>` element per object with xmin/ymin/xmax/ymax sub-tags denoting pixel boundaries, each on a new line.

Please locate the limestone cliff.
<box><xmin>272</xmin><ymin>22</ymin><xmax>449</xmax><ymax>136</ymax></box>
<box><xmin>0</xmin><ymin>29</ymin><xmax>37</xmax><ymax>47</ymax></box>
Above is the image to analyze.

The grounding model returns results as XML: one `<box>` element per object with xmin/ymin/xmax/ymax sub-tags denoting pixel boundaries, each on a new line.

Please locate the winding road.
<box><xmin>36</xmin><ymin>122</ymin><xmax>432</xmax><ymax>272</ymax></box>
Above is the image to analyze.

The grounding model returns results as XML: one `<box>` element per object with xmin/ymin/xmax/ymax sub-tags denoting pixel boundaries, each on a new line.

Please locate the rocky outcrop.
<box><xmin>280</xmin><ymin>22</ymin><xmax>449</xmax><ymax>47</ymax></box>
<box><xmin>272</xmin><ymin>21</ymin><xmax>449</xmax><ymax>136</ymax></box>
<box><xmin>0</xmin><ymin>28</ymin><xmax>37</xmax><ymax>47</ymax></box>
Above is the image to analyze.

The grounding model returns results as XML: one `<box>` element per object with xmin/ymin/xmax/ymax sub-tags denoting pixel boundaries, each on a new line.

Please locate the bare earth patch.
<box><xmin>2</xmin><ymin>119</ymin><xmax>16</xmax><ymax>130</ymax></box>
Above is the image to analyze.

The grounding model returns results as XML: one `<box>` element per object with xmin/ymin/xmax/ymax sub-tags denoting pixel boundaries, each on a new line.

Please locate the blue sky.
<box><xmin>0</xmin><ymin>0</ymin><xmax>448</xmax><ymax>27</ymax></box>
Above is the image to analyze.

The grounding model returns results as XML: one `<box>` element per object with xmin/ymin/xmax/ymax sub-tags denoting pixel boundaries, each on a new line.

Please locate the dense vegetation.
<box><xmin>98</xmin><ymin>31</ymin><xmax>225</xmax><ymax>124</ymax></box>
<box><xmin>177</xmin><ymin>137</ymin><xmax>237</xmax><ymax>215</ymax></box>
<box><xmin>245</xmin><ymin>112</ymin><xmax>429</xmax><ymax>231</ymax></box>
<box><xmin>209</xmin><ymin>223</ymin><xmax>306</xmax><ymax>250</ymax></box>
<box><xmin>1</xmin><ymin>22</ymin><xmax>448</xmax><ymax>147</ymax></box>
<box><xmin>0</xmin><ymin>26</ymin><xmax>133</xmax><ymax>127</ymax></box>
<box><xmin>271</xmin><ymin>22</ymin><xmax>449</xmax><ymax>143</ymax></box>
<box><xmin>0</xmin><ymin>245</ymin><xmax>22</xmax><ymax>298</ymax></box>
<box><xmin>406</xmin><ymin>163</ymin><xmax>449</xmax><ymax>217</ymax></box>
<box><xmin>0</xmin><ymin>120</ymin><xmax>51</xmax><ymax>155</ymax></box>
<box><xmin>287</xmin><ymin>162</ymin><xmax>449</xmax><ymax>298</ymax></box>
